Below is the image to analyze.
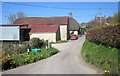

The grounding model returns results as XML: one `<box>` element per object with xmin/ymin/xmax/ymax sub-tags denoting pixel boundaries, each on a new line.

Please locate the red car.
<box><xmin>70</xmin><ymin>34</ymin><xmax>78</xmax><ymax>40</ymax></box>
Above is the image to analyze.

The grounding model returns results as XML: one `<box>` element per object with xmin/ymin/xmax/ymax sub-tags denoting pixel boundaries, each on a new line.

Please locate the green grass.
<box><xmin>82</xmin><ymin>40</ymin><xmax>119</xmax><ymax>74</ymax></box>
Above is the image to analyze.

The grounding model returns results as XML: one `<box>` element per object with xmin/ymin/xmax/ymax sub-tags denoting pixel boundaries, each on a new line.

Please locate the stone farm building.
<box><xmin>13</xmin><ymin>15</ymin><xmax>80</xmax><ymax>42</ymax></box>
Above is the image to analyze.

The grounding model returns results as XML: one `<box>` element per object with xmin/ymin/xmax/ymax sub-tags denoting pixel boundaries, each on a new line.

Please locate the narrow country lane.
<box><xmin>3</xmin><ymin>35</ymin><xmax>98</xmax><ymax>74</ymax></box>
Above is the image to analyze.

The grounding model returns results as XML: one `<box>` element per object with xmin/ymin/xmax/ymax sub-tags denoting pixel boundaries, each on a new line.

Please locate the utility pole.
<box><xmin>100</xmin><ymin>8</ymin><xmax>102</xmax><ymax>24</ymax></box>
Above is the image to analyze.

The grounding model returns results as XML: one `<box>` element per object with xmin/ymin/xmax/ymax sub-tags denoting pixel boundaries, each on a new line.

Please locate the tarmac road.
<box><xmin>3</xmin><ymin>35</ymin><xmax>98</xmax><ymax>74</ymax></box>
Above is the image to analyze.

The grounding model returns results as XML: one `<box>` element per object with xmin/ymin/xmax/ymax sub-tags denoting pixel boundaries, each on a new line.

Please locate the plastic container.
<box><xmin>31</xmin><ymin>48</ymin><xmax>41</xmax><ymax>53</ymax></box>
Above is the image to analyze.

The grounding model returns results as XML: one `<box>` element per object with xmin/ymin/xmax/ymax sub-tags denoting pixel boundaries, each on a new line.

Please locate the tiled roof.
<box><xmin>13</xmin><ymin>16</ymin><xmax>80</xmax><ymax>31</ymax></box>
<box><xmin>69</xmin><ymin>17</ymin><xmax>80</xmax><ymax>30</ymax></box>
<box><xmin>14</xmin><ymin>17</ymin><xmax>69</xmax><ymax>25</ymax></box>
<box><xmin>28</xmin><ymin>24</ymin><xmax>59</xmax><ymax>33</ymax></box>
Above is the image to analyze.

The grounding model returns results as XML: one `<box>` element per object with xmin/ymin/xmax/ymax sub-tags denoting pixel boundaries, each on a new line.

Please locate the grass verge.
<box><xmin>81</xmin><ymin>40</ymin><xmax>119</xmax><ymax>74</ymax></box>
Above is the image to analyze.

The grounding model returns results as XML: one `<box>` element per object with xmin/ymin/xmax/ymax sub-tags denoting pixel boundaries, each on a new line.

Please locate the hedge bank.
<box><xmin>82</xmin><ymin>40</ymin><xmax>119</xmax><ymax>74</ymax></box>
<box><xmin>86</xmin><ymin>24</ymin><xmax>120</xmax><ymax>48</ymax></box>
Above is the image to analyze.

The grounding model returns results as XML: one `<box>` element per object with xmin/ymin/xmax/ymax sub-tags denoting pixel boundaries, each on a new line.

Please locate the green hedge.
<box><xmin>82</xmin><ymin>40</ymin><xmax>119</xmax><ymax>74</ymax></box>
<box><xmin>86</xmin><ymin>24</ymin><xmax>120</xmax><ymax>48</ymax></box>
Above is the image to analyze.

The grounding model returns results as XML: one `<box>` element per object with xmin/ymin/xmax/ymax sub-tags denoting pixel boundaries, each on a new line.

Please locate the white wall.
<box><xmin>60</xmin><ymin>25</ymin><xmax>67</xmax><ymax>40</ymax></box>
<box><xmin>0</xmin><ymin>26</ymin><xmax>20</xmax><ymax>41</ymax></box>
<box><xmin>30</xmin><ymin>33</ymin><xmax>56</xmax><ymax>42</ymax></box>
<box><xmin>70</xmin><ymin>31</ymin><xmax>78</xmax><ymax>35</ymax></box>
<box><xmin>74</xmin><ymin>31</ymin><xmax>78</xmax><ymax>35</ymax></box>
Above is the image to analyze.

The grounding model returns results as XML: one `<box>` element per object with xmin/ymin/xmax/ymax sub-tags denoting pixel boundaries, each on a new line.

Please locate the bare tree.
<box><xmin>7</xmin><ymin>14</ymin><xmax>17</xmax><ymax>24</ymax></box>
<box><xmin>16</xmin><ymin>11</ymin><xmax>26</xmax><ymax>18</ymax></box>
<box><xmin>7</xmin><ymin>11</ymin><xmax>26</xmax><ymax>24</ymax></box>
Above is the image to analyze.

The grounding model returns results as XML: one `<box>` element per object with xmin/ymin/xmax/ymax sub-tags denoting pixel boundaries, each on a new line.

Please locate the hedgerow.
<box><xmin>86</xmin><ymin>24</ymin><xmax>120</xmax><ymax>48</ymax></box>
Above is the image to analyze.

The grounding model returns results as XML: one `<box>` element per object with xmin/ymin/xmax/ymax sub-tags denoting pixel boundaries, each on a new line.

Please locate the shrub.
<box><xmin>2</xmin><ymin>42</ymin><xmax>16</xmax><ymax>55</ymax></box>
<box><xmin>30</xmin><ymin>38</ymin><xmax>45</xmax><ymax>48</ymax></box>
<box><xmin>21</xmin><ymin>41</ymin><xmax>30</xmax><ymax>53</ymax></box>
<box><xmin>0</xmin><ymin>51</ymin><xmax>14</xmax><ymax>70</ymax></box>
<box><xmin>56</xmin><ymin>40</ymin><xmax>68</xmax><ymax>43</ymax></box>
<box><xmin>2</xmin><ymin>47</ymin><xmax>59</xmax><ymax>70</ymax></box>
<box><xmin>1</xmin><ymin>38</ymin><xmax>46</xmax><ymax>56</ymax></box>
<box><xmin>0</xmin><ymin>51</ymin><xmax>11</xmax><ymax>64</ymax></box>
<box><xmin>86</xmin><ymin>24</ymin><xmax>120</xmax><ymax>48</ymax></box>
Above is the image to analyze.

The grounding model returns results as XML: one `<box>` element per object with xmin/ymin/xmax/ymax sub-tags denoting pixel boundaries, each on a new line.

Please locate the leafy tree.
<box><xmin>107</xmin><ymin>12</ymin><xmax>120</xmax><ymax>25</ymax></box>
<box><xmin>118</xmin><ymin>11</ymin><xmax>120</xmax><ymax>23</ymax></box>
<box><xmin>107</xmin><ymin>16</ymin><xmax>113</xmax><ymax>23</ymax></box>
<box><xmin>111</xmin><ymin>12</ymin><xmax>118</xmax><ymax>25</ymax></box>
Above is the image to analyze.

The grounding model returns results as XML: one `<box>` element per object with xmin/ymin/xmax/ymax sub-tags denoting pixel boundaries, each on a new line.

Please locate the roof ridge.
<box><xmin>17</xmin><ymin>16</ymin><xmax>69</xmax><ymax>19</ymax></box>
<box><xmin>14</xmin><ymin>16</ymin><xmax>69</xmax><ymax>24</ymax></box>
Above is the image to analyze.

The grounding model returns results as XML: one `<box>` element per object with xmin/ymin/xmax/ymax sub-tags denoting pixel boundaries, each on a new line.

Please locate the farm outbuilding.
<box><xmin>13</xmin><ymin>13</ymin><xmax>80</xmax><ymax>42</ymax></box>
<box><xmin>29</xmin><ymin>24</ymin><xmax>60</xmax><ymax>42</ymax></box>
